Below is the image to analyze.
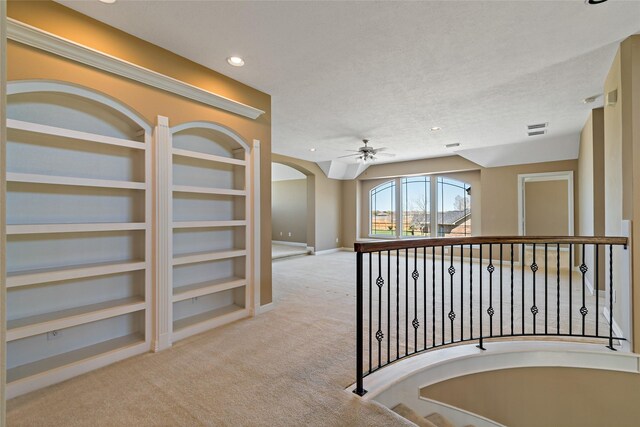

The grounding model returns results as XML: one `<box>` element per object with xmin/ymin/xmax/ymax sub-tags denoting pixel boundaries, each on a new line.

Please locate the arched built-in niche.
<box><xmin>5</xmin><ymin>80</ymin><xmax>152</xmax><ymax>398</ymax></box>
<box><xmin>155</xmin><ymin>119</ymin><xmax>252</xmax><ymax>346</ymax></box>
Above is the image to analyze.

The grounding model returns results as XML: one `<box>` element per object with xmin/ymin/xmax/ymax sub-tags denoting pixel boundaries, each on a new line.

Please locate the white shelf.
<box><xmin>7</xmin><ymin>333</ymin><xmax>145</xmax><ymax>384</ymax></box>
<box><xmin>7</xmin><ymin>172</ymin><xmax>146</xmax><ymax>190</ymax></box>
<box><xmin>173</xmin><ymin>277</ymin><xmax>245</xmax><ymax>302</ymax></box>
<box><xmin>172</xmin><ymin>249</ymin><xmax>246</xmax><ymax>266</ymax></box>
<box><xmin>7</xmin><ymin>297</ymin><xmax>146</xmax><ymax>341</ymax></box>
<box><xmin>172</xmin><ymin>185</ymin><xmax>245</xmax><ymax>197</ymax></box>
<box><xmin>7</xmin><ymin>222</ymin><xmax>147</xmax><ymax>235</ymax></box>
<box><xmin>172</xmin><ymin>305</ymin><xmax>247</xmax><ymax>342</ymax></box>
<box><xmin>172</xmin><ymin>220</ymin><xmax>246</xmax><ymax>229</ymax></box>
<box><xmin>7</xmin><ymin>260</ymin><xmax>147</xmax><ymax>288</ymax></box>
<box><xmin>7</xmin><ymin>118</ymin><xmax>147</xmax><ymax>150</ymax></box>
<box><xmin>172</xmin><ymin>148</ymin><xmax>245</xmax><ymax>166</ymax></box>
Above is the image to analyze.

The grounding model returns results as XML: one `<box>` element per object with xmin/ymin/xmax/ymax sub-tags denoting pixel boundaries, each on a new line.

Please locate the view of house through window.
<box><xmin>370</xmin><ymin>176</ymin><xmax>471</xmax><ymax>237</ymax></box>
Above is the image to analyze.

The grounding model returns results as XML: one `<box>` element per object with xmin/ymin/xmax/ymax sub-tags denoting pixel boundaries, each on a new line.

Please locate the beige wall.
<box><xmin>272</xmin><ymin>154</ymin><xmax>342</xmax><ymax>252</ymax></box>
<box><xmin>480</xmin><ymin>160</ymin><xmax>578</xmax><ymax>236</ymax></box>
<box><xmin>272</xmin><ymin>179</ymin><xmax>307</xmax><ymax>244</ymax></box>
<box><xmin>603</xmin><ymin>36</ymin><xmax>640</xmax><ymax>350</ymax></box>
<box><xmin>421</xmin><ymin>367</ymin><xmax>640</xmax><ymax>427</ymax></box>
<box><xmin>579</xmin><ymin>108</ymin><xmax>605</xmax><ymax>292</ymax></box>
<box><xmin>7</xmin><ymin>0</ymin><xmax>274</xmax><ymax>304</ymax></box>
<box><xmin>0</xmin><ymin>0</ymin><xmax>6</xmax><ymax>421</ymax></box>
<box><xmin>524</xmin><ymin>180</ymin><xmax>569</xmax><ymax>236</ymax></box>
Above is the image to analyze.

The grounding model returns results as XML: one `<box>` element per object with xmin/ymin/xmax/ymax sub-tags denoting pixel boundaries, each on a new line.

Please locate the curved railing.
<box><xmin>353</xmin><ymin>236</ymin><xmax>628</xmax><ymax>396</ymax></box>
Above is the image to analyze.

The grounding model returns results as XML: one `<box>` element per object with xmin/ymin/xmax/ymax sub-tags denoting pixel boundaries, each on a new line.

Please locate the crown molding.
<box><xmin>6</xmin><ymin>18</ymin><xmax>265</xmax><ymax>120</ymax></box>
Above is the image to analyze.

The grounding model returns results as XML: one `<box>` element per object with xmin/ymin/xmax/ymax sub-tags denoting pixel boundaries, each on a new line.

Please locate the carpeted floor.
<box><xmin>7</xmin><ymin>252</ymin><xmax>413</xmax><ymax>427</ymax></box>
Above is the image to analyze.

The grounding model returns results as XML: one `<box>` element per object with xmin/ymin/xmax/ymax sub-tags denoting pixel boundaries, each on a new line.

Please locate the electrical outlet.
<box><xmin>280</xmin><ymin>231</ymin><xmax>283</xmax><ymax>236</ymax></box>
<box><xmin>47</xmin><ymin>330</ymin><xmax>62</xmax><ymax>341</ymax></box>
<box><xmin>336</xmin><ymin>237</ymin><xmax>339</xmax><ymax>243</ymax></box>
<box><xmin>191</xmin><ymin>297</ymin><xmax>198</xmax><ymax>303</ymax></box>
<box><xmin>288</xmin><ymin>232</ymin><xmax>292</xmax><ymax>237</ymax></box>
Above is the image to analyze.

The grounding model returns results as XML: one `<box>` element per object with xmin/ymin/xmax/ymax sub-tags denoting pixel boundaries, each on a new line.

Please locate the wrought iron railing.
<box><xmin>353</xmin><ymin>236</ymin><xmax>628</xmax><ymax>396</ymax></box>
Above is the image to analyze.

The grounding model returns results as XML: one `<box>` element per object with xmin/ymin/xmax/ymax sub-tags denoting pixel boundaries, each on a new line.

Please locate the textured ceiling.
<box><xmin>57</xmin><ymin>0</ymin><xmax>640</xmax><ymax>168</ymax></box>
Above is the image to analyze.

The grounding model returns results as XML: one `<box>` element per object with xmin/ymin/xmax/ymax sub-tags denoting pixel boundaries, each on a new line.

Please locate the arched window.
<box><xmin>437</xmin><ymin>177</ymin><xmax>471</xmax><ymax>237</ymax></box>
<box><xmin>370</xmin><ymin>180</ymin><xmax>395</xmax><ymax>236</ymax></box>
<box><xmin>369</xmin><ymin>175</ymin><xmax>471</xmax><ymax>238</ymax></box>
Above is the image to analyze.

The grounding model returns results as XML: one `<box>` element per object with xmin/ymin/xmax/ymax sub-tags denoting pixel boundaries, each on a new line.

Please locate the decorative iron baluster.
<box><xmin>460</xmin><ymin>244</ymin><xmax>464</xmax><ymax>341</ymax></box>
<box><xmin>368</xmin><ymin>253</ymin><xmax>372</xmax><ymax>372</ymax></box>
<box><xmin>531</xmin><ymin>243</ymin><xmax>538</xmax><ymax>335</ymax></box>
<box><xmin>432</xmin><ymin>246</ymin><xmax>436</xmax><ymax>349</ymax></box>
<box><xmin>607</xmin><ymin>245</ymin><xmax>616</xmax><ymax>351</ymax></box>
<box><xmin>500</xmin><ymin>244</ymin><xmax>503</xmax><ymax>336</ymax></box>
<box><xmin>545</xmin><ymin>244</ymin><xmax>548</xmax><ymax>335</ymax></box>
<box><xmin>477</xmin><ymin>244</ymin><xmax>485</xmax><ymax>350</ymax></box>
<box><xmin>521</xmin><ymin>243</ymin><xmax>525</xmax><ymax>334</ymax></box>
<box><xmin>354</xmin><ymin>251</ymin><xmax>366</xmax><ymax>396</ymax></box>
<box><xmin>487</xmin><ymin>245</ymin><xmax>494</xmax><ymax>337</ymax></box>
<box><xmin>449</xmin><ymin>245</ymin><xmax>455</xmax><ymax>343</ymax></box>
<box><xmin>470</xmin><ymin>244</ymin><xmax>473</xmax><ymax>340</ymax></box>
<box><xmin>580</xmin><ymin>244</ymin><xmax>588</xmax><ymax>336</ymax></box>
<box><xmin>376</xmin><ymin>251</ymin><xmax>383</xmax><ymax>369</ymax></box>
<box><xmin>569</xmin><ymin>244</ymin><xmax>573</xmax><ymax>335</ymax></box>
<box><xmin>405</xmin><ymin>248</ymin><xmax>409</xmax><ymax>356</ymax></box>
<box><xmin>413</xmin><ymin>247</ymin><xmax>419</xmax><ymax>353</ymax></box>
<box><xmin>423</xmin><ymin>246</ymin><xmax>427</xmax><ymax>351</ymax></box>
<box><xmin>396</xmin><ymin>249</ymin><xmax>400</xmax><ymax>359</ymax></box>
<box><xmin>557</xmin><ymin>243</ymin><xmax>561</xmax><ymax>334</ymax></box>
<box><xmin>441</xmin><ymin>245</ymin><xmax>445</xmax><ymax>346</ymax></box>
<box><xmin>387</xmin><ymin>250</ymin><xmax>391</xmax><ymax>364</ymax></box>
<box><xmin>510</xmin><ymin>244</ymin><xmax>514</xmax><ymax>335</ymax></box>
<box><xmin>595</xmin><ymin>245</ymin><xmax>599</xmax><ymax>338</ymax></box>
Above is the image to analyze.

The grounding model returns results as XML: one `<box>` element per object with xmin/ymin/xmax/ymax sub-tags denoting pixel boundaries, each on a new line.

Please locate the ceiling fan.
<box><xmin>338</xmin><ymin>139</ymin><xmax>395</xmax><ymax>163</ymax></box>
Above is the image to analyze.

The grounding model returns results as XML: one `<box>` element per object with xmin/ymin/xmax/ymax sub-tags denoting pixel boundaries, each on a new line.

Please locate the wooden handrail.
<box><xmin>354</xmin><ymin>236</ymin><xmax>628</xmax><ymax>253</ymax></box>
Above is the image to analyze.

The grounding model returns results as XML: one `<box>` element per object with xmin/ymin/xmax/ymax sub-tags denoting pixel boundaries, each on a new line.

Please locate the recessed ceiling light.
<box><xmin>309</xmin><ymin>148</ymin><xmax>316</xmax><ymax>152</ymax></box>
<box><xmin>99</xmin><ymin>0</ymin><xmax>117</xmax><ymax>3</ymax></box>
<box><xmin>445</xmin><ymin>143</ymin><xmax>460</xmax><ymax>148</ymax></box>
<box><xmin>430</xmin><ymin>127</ymin><xmax>442</xmax><ymax>131</ymax></box>
<box><xmin>227</xmin><ymin>56</ymin><xmax>245</xmax><ymax>67</ymax></box>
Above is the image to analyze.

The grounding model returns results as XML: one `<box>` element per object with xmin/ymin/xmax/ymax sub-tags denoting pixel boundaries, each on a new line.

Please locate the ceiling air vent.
<box><xmin>528</xmin><ymin>130</ymin><xmax>547</xmax><ymax>137</ymax></box>
<box><xmin>527</xmin><ymin>123</ymin><xmax>548</xmax><ymax>130</ymax></box>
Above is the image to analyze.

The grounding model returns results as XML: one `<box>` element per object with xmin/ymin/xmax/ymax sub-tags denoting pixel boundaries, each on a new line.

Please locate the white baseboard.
<box><xmin>272</xmin><ymin>240</ymin><xmax>306</xmax><ymax>247</ymax></box>
<box><xmin>341</xmin><ymin>247</ymin><xmax>354</xmax><ymax>252</ymax></box>
<box><xmin>255</xmin><ymin>302</ymin><xmax>275</xmax><ymax>315</ymax></box>
<box><xmin>313</xmin><ymin>248</ymin><xmax>342</xmax><ymax>256</ymax></box>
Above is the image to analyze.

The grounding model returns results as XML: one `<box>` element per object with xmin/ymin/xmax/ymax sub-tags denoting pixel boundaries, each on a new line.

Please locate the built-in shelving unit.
<box><xmin>4</xmin><ymin>84</ymin><xmax>152</xmax><ymax>398</ymax></box>
<box><xmin>160</xmin><ymin>120</ymin><xmax>251</xmax><ymax>345</ymax></box>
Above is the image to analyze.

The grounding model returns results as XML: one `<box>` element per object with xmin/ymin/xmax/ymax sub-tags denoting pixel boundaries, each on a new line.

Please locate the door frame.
<box><xmin>517</xmin><ymin>171</ymin><xmax>574</xmax><ymax>236</ymax></box>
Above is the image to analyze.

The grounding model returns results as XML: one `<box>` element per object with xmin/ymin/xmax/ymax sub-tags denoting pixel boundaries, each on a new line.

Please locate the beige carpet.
<box><xmin>7</xmin><ymin>252</ymin><xmax>413</xmax><ymax>427</ymax></box>
<box><xmin>272</xmin><ymin>242</ymin><xmax>311</xmax><ymax>260</ymax></box>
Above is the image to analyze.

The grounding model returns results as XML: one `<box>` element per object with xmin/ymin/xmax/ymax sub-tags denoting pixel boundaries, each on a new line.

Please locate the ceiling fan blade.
<box><xmin>373</xmin><ymin>147</ymin><xmax>389</xmax><ymax>152</ymax></box>
<box><xmin>337</xmin><ymin>153</ymin><xmax>359</xmax><ymax>159</ymax></box>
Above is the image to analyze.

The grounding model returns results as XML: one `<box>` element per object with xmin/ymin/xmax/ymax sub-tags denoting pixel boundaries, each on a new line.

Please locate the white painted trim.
<box><xmin>171</xmin><ymin>121</ymin><xmax>250</xmax><ymax>152</ymax></box>
<box><xmin>272</xmin><ymin>240</ymin><xmax>307</xmax><ymax>247</ymax></box>
<box><xmin>153</xmin><ymin>115</ymin><xmax>172</xmax><ymax>352</ymax></box>
<box><xmin>252</xmin><ymin>140</ymin><xmax>262</xmax><ymax>314</ymax></box>
<box><xmin>7</xmin><ymin>81</ymin><xmax>152</xmax><ymax>133</ymax></box>
<box><xmin>313</xmin><ymin>248</ymin><xmax>342</xmax><ymax>256</ymax></box>
<box><xmin>255</xmin><ymin>302</ymin><xmax>274</xmax><ymax>315</ymax></box>
<box><xmin>518</xmin><ymin>171</ymin><xmax>574</xmax><ymax>236</ymax></box>
<box><xmin>341</xmin><ymin>247</ymin><xmax>355</xmax><ymax>252</ymax></box>
<box><xmin>6</xmin><ymin>19</ymin><xmax>265</xmax><ymax>120</ymax></box>
<box><xmin>351</xmin><ymin>342</ymin><xmax>640</xmax><ymax>405</ymax></box>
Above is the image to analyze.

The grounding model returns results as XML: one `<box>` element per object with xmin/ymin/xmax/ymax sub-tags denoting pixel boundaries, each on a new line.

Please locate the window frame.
<box><xmin>368</xmin><ymin>175</ymin><xmax>472</xmax><ymax>239</ymax></box>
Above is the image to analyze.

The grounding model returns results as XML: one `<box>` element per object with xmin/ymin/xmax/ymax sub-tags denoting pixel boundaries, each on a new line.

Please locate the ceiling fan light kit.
<box><xmin>339</xmin><ymin>139</ymin><xmax>396</xmax><ymax>163</ymax></box>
